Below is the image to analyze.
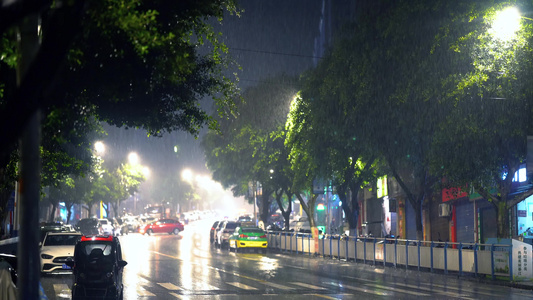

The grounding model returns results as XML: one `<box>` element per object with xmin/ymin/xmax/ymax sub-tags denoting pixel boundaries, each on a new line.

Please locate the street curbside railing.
<box><xmin>266</xmin><ymin>231</ymin><xmax>515</xmax><ymax>282</ymax></box>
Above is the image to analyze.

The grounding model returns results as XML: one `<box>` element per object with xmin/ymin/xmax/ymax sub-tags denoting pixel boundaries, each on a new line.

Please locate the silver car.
<box><xmin>98</xmin><ymin>218</ymin><xmax>114</xmax><ymax>235</ymax></box>
<box><xmin>40</xmin><ymin>232</ymin><xmax>82</xmax><ymax>274</ymax></box>
<box><xmin>215</xmin><ymin>221</ymin><xmax>240</xmax><ymax>249</ymax></box>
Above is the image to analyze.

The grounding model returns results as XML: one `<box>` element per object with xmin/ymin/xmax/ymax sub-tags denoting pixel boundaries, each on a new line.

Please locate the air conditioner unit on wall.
<box><xmin>438</xmin><ymin>203</ymin><xmax>451</xmax><ymax>217</ymax></box>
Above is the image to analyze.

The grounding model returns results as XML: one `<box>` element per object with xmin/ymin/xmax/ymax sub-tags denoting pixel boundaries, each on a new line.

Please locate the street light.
<box><xmin>128</xmin><ymin>152</ymin><xmax>139</xmax><ymax>165</ymax></box>
<box><xmin>491</xmin><ymin>6</ymin><xmax>521</xmax><ymax>42</ymax></box>
<box><xmin>142</xmin><ymin>166</ymin><xmax>151</xmax><ymax>179</ymax></box>
<box><xmin>94</xmin><ymin>141</ymin><xmax>105</xmax><ymax>155</ymax></box>
<box><xmin>181</xmin><ymin>168</ymin><xmax>193</xmax><ymax>183</ymax></box>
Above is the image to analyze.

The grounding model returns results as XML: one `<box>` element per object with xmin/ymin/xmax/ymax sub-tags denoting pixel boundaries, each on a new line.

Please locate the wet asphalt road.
<box><xmin>41</xmin><ymin>219</ymin><xmax>533</xmax><ymax>299</ymax></box>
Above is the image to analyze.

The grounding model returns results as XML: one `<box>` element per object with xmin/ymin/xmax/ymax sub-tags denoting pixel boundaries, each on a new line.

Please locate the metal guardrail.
<box><xmin>266</xmin><ymin>231</ymin><xmax>513</xmax><ymax>281</ymax></box>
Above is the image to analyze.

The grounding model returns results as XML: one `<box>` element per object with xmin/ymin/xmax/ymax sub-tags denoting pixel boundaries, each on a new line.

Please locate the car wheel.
<box><xmin>173</xmin><ymin>228</ymin><xmax>180</xmax><ymax>235</ymax></box>
<box><xmin>147</xmin><ymin>229</ymin><xmax>153</xmax><ymax>236</ymax></box>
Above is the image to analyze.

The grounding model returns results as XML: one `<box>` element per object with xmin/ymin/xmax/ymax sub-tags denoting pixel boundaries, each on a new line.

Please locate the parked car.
<box><xmin>40</xmin><ymin>232</ymin><xmax>82</xmax><ymax>274</ymax></box>
<box><xmin>122</xmin><ymin>216</ymin><xmax>141</xmax><ymax>232</ymax></box>
<box><xmin>228</xmin><ymin>225</ymin><xmax>268</xmax><ymax>253</ymax></box>
<box><xmin>39</xmin><ymin>222</ymin><xmax>72</xmax><ymax>242</ymax></box>
<box><xmin>0</xmin><ymin>253</ymin><xmax>17</xmax><ymax>285</ymax></box>
<box><xmin>139</xmin><ymin>219</ymin><xmax>184</xmax><ymax>235</ymax></box>
<box><xmin>113</xmin><ymin>218</ymin><xmax>128</xmax><ymax>236</ymax></box>
<box><xmin>237</xmin><ymin>215</ymin><xmax>252</xmax><ymax>222</ymax></box>
<box><xmin>66</xmin><ymin>235</ymin><xmax>127</xmax><ymax>300</ymax></box>
<box><xmin>210</xmin><ymin>221</ymin><xmax>221</xmax><ymax>243</ymax></box>
<box><xmin>286</xmin><ymin>217</ymin><xmax>311</xmax><ymax>233</ymax></box>
<box><xmin>98</xmin><ymin>219</ymin><xmax>114</xmax><ymax>236</ymax></box>
<box><xmin>75</xmin><ymin>218</ymin><xmax>102</xmax><ymax>236</ymax></box>
<box><xmin>215</xmin><ymin>220</ymin><xmax>240</xmax><ymax>249</ymax></box>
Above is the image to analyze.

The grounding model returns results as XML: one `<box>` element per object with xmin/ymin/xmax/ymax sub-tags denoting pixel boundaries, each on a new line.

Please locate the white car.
<box><xmin>40</xmin><ymin>232</ymin><xmax>82</xmax><ymax>274</ymax></box>
<box><xmin>289</xmin><ymin>217</ymin><xmax>311</xmax><ymax>233</ymax></box>
<box><xmin>98</xmin><ymin>218</ymin><xmax>114</xmax><ymax>235</ymax></box>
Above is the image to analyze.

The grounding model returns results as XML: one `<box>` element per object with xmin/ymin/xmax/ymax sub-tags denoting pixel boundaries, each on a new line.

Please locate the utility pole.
<box><xmin>17</xmin><ymin>13</ymin><xmax>41</xmax><ymax>300</ymax></box>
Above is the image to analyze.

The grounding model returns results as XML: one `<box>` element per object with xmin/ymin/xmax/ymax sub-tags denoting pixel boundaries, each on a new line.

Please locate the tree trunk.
<box><xmin>65</xmin><ymin>203</ymin><xmax>73</xmax><ymax>224</ymax></box>
<box><xmin>275</xmin><ymin>189</ymin><xmax>292</xmax><ymax>229</ymax></box>
<box><xmin>497</xmin><ymin>201</ymin><xmax>510</xmax><ymax>239</ymax></box>
<box><xmin>415</xmin><ymin>199</ymin><xmax>423</xmax><ymax>241</ymax></box>
<box><xmin>296</xmin><ymin>193</ymin><xmax>317</xmax><ymax>228</ymax></box>
<box><xmin>112</xmin><ymin>200</ymin><xmax>120</xmax><ymax>218</ymax></box>
<box><xmin>49</xmin><ymin>203</ymin><xmax>57</xmax><ymax>222</ymax></box>
<box><xmin>87</xmin><ymin>203</ymin><xmax>93</xmax><ymax>218</ymax></box>
<box><xmin>259</xmin><ymin>191</ymin><xmax>271</xmax><ymax>227</ymax></box>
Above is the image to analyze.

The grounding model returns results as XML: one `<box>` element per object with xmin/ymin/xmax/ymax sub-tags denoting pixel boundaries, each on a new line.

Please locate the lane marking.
<box><xmin>290</xmin><ymin>282</ymin><xmax>327</xmax><ymax>290</ymax></box>
<box><xmin>323</xmin><ymin>281</ymin><xmax>392</xmax><ymax>296</ymax></box>
<box><xmin>53</xmin><ymin>283</ymin><xmax>71</xmax><ymax>299</ymax></box>
<box><xmin>226</xmin><ymin>282</ymin><xmax>258</xmax><ymax>290</ymax></box>
<box><xmin>234</xmin><ymin>273</ymin><xmax>295</xmax><ymax>290</ymax></box>
<box><xmin>364</xmin><ymin>283</ymin><xmax>429</xmax><ymax>296</ymax></box>
<box><xmin>137</xmin><ymin>286</ymin><xmax>156</xmax><ymax>296</ymax></box>
<box><xmin>393</xmin><ymin>282</ymin><xmax>475</xmax><ymax>300</ymax></box>
<box><xmin>158</xmin><ymin>282</ymin><xmax>181</xmax><ymax>291</ymax></box>
<box><xmin>418</xmin><ymin>282</ymin><xmax>505</xmax><ymax>298</ymax></box>
<box><xmin>304</xmin><ymin>294</ymin><xmax>346</xmax><ymax>300</ymax></box>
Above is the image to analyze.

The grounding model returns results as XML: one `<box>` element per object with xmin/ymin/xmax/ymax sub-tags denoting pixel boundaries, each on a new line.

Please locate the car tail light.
<box><xmin>260</xmin><ymin>234</ymin><xmax>267</xmax><ymax>238</ymax></box>
<box><xmin>239</xmin><ymin>234</ymin><xmax>248</xmax><ymax>238</ymax></box>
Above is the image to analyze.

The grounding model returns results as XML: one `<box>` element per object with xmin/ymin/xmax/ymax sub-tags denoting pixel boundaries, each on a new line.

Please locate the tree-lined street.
<box><xmin>41</xmin><ymin>219</ymin><xmax>533</xmax><ymax>299</ymax></box>
<box><xmin>4</xmin><ymin>0</ymin><xmax>533</xmax><ymax>298</ymax></box>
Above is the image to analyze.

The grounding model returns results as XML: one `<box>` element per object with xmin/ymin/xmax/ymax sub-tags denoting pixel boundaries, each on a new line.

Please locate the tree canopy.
<box><xmin>0</xmin><ymin>0</ymin><xmax>241</xmax><ymax>219</ymax></box>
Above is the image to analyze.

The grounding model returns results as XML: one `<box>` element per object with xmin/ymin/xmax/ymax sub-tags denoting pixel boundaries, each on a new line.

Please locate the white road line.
<box><xmin>303</xmin><ymin>294</ymin><xmax>347</xmax><ymax>300</ymax></box>
<box><xmin>323</xmin><ymin>281</ymin><xmax>393</xmax><ymax>296</ymax></box>
<box><xmin>364</xmin><ymin>283</ymin><xmax>430</xmax><ymax>296</ymax></box>
<box><xmin>393</xmin><ymin>282</ymin><xmax>475</xmax><ymax>300</ymax></box>
<box><xmin>158</xmin><ymin>282</ymin><xmax>181</xmax><ymax>291</ymax></box>
<box><xmin>137</xmin><ymin>286</ymin><xmax>156</xmax><ymax>296</ymax></box>
<box><xmin>53</xmin><ymin>283</ymin><xmax>71</xmax><ymax>298</ymax></box>
<box><xmin>418</xmin><ymin>282</ymin><xmax>503</xmax><ymax>298</ymax></box>
<box><xmin>235</xmin><ymin>273</ymin><xmax>295</xmax><ymax>290</ymax></box>
<box><xmin>289</xmin><ymin>282</ymin><xmax>327</xmax><ymax>290</ymax></box>
<box><xmin>226</xmin><ymin>282</ymin><xmax>258</xmax><ymax>290</ymax></box>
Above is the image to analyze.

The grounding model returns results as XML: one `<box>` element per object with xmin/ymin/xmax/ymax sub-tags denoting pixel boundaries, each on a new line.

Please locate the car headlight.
<box><xmin>41</xmin><ymin>254</ymin><xmax>53</xmax><ymax>259</ymax></box>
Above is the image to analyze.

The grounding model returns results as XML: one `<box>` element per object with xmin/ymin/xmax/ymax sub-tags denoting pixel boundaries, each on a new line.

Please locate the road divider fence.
<box><xmin>266</xmin><ymin>231</ymin><xmax>521</xmax><ymax>282</ymax></box>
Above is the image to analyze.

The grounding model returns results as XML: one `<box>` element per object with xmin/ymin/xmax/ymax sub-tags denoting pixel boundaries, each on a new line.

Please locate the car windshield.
<box><xmin>242</xmin><ymin>228</ymin><xmax>264</xmax><ymax>234</ymax></box>
<box><xmin>79</xmin><ymin>242</ymin><xmax>113</xmax><ymax>257</ymax></box>
<box><xmin>78</xmin><ymin>219</ymin><xmax>97</xmax><ymax>226</ymax></box>
<box><xmin>44</xmin><ymin>234</ymin><xmax>80</xmax><ymax>246</ymax></box>
<box><xmin>100</xmin><ymin>220</ymin><xmax>108</xmax><ymax>225</ymax></box>
<box><xmin>225</xmin><ymin>223</ymin><xmax>239</xmax><ymax>230</ymax></box>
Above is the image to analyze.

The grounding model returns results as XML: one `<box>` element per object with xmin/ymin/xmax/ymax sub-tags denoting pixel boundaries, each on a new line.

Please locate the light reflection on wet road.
<box><xmin>41</xmin><ymin>219</ymin><xmax>533</xmax><ymax>299</ymax></box>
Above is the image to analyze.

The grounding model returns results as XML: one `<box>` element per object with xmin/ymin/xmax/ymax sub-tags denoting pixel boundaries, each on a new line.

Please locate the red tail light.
<box><xmin>239</xmin><ymin>234</ymin><xmax>248</xmax><ymax>238</ymax></box>
<box><xmin>260</xmin><ymin>234</ymin><xmax>267</xmax><ymax>238</ymax></box>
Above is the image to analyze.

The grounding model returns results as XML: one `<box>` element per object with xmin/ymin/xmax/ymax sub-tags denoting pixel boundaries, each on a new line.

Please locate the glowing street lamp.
<box><xmin>142</xmin><ymin>166</ymin><xmax>151</xmax><ymax>179</ymax></box>
<box><xmin>94</xmin><ymin>141</ymin><xmax>105</xmax><ymax>154</ymax></box>
<box><xmin>181</xmin><ymin>168</ymin><xmax>193</xmax><ymax>184</ymax></box>
<box><xmin>491</xmin><ymin>6</ymin><xmax>521</xmax><ymax>42</ymax></box>
<box><xmin>128</xmin><ymin>152</ymin><xmax>139</xmax><ymax>165</ymax></box>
